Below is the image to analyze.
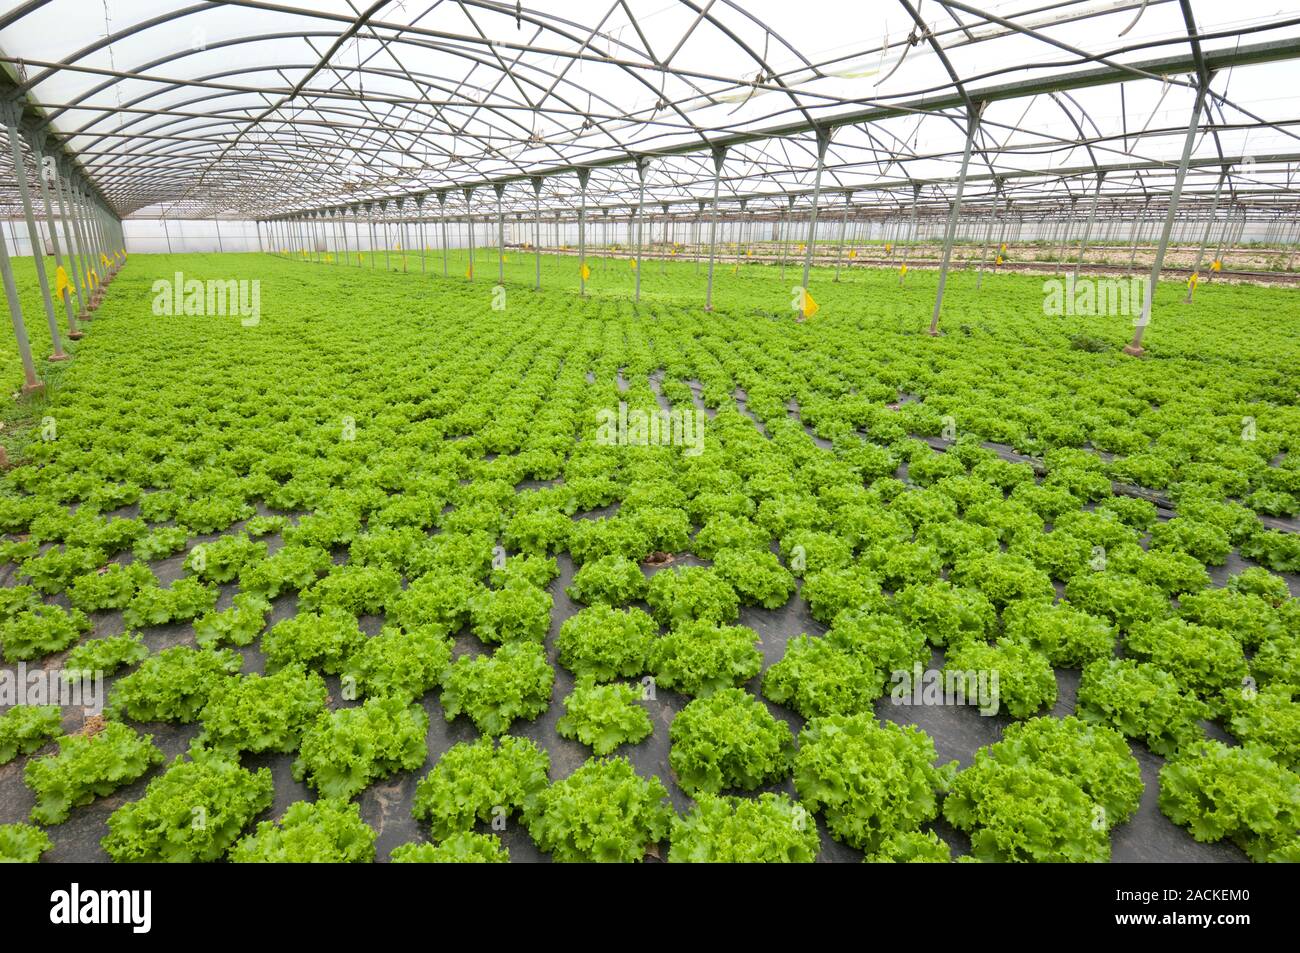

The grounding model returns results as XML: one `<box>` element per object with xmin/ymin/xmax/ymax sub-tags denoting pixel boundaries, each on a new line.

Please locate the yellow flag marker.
<box><xmin>580</xmin><ymin>263</ymin><xmax>591</xmax><ymax>281</ymax></box>
<box><xmin>54</xmin><ymin>266</ymin><xmax>70</xmax><ymax>299</ymax></box>
<box><xmin>1210</xmin><ymin>260</ymin><xmax>1222</xmax><ymax>273</ymax></box>
<box><xmin>629</xmin><ymin>259</ymin><xmax>637</xmax><ymax>270</ymax></box>
<box><xmin>802</xmin><ymin>291</ymin><xmax>820</xmax><ymax>320</ymax></box>
<box><xmin>1188</xmin><ymin>272</ymin><xmax>1200</xmax><ymax>288</ymax></box>
<box><xmin>899</xmin><ymin>264</ymin><xmax>908</xmax><ymax>277</ymax></box>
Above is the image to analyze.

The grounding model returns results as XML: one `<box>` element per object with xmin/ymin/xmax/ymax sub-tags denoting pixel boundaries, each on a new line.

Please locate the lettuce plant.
<box><xmin>648</xmin><ymin>621</ymin><xmax>763</xmax><ymax>697</ymax></box>
<box><xmin>762</xmin><ymin>635</ymin><xmax>880</xmax><ymax>718</ymax></box>
<box><xmin>411</xmin><ymin>735</ymin><xmax>550</xmax><ymax>839</ymax></box>
<box><xmin>440</xmin><ymin>642</ymin><xmax>554</xmax><ymax>735</ymax></box>
<box><xmin>25</xmin><ymin>722</ymin><xmax>163</xmax><ymax>824</ymax></box>
<box><xmin>107</xmin><ymin>646</ymin><xmax>243</xmax><ymax>723</ymax></box>
<box><xmin>229</xmin><ymin>799</ymin><xmax>376</xmax><ymax>863</ymax></box>
<box><xmin>557</xmin><ymin>679</ymin><xmax>654</xmax><ymax>755</ymax></box>
<box><xmin>390</xmin><ymin>832</ymin><xmax>509</xmax><ymax>863</ymax></box>
<box><xmin>293</xmin><ymin>696</ymin><xmax>429</xmax><ymax>800</ymax></box>
<box><xmin>1076</xmin><ymin>658</ymin><xmax>1209</xmax><ymax>757</ymax></box>
<box><xmin>524</xmin><ymin>757</ymin><xmax>673</xmax><ymax>863</ymax></box>
<box><xmin>0</xmin><ymin>705</ymin><xmax>63</xmax><ymax>764</ymax></box>
<box><xmin>669</xmin><ymin>793</ymin><xmax>819</xmax><ymax>863</ymax></box>
<box><xmin>556</xmin><ymin>605</ymin><xmax>656</xmax><ymax>681</ymax></box>
<box><xmin>668</xmin><ymin>687</ymin><xmax>793</xmax><ymax>794</ymax></box>
<box><xmin>794</xmin><ymin>715</ymin><xmax>955</xmax><ymax>852</ymax></box>
<box><xmin>102</xmin><ymin>750</ymin><xmax>273</xmax><ymax>861</ymax></box>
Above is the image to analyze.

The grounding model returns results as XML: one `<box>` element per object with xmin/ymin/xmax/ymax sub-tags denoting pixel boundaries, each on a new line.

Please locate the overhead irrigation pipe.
<box><xmin>1185</xmin><ymin>166</ymin><xmax>1227</xmax><ymax>301</ymax></box>
<box><xmin>3</xmin><ymin>100</ymin><xmax>66</xmax><ymax>361</ymax></box>
<box><xmin>1128</xmin><ymin>74</ymin><xmax>1213</xmax><ymax>355</ymax></box>
<box><xmin>1073</xmin><ymin>171</ymin><xmax>1107</xmax><ymax>284</ymax></box>
<box><xmin>929</xmin><ymin>103</ymin><xmax>983</xmax><ymax>337</ymax></box>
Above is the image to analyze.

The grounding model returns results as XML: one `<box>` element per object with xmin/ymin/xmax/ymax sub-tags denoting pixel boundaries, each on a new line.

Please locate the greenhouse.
<box><xmin>0</xmin><ymin>0</ymin><xmax>1296</xmax><ymax>873</ymax></box>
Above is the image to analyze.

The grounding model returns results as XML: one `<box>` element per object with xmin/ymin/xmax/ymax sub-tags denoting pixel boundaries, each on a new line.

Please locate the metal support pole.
<box><xmin>834</xmin><ymin>191</ymin><xmax>850</xmax><ymax>282</ymax></box>
<box><xmin>780</xmin><ymin>195</ymin><xmax>794</xmax><ymax>282</ymax></box>
<box><xmin>0</xmin><ymin>206</ymin><xmax>41</xmax><ymax>391</ymax></box>
<box><xmin>1128</xmin><ymin>77</ymin><xmax>1211</xmax><ymax>355</ymax></box>
<box><xmin>634</xmin><ymin>159</ymin><xmax>648</xmax><ymax>301</ymax></box>
<box><xmin>900</xmin><ymin>185</ymin><xmax>920</xmax><ymax>285</ymax></box>
<box><xmin>929</xmin><ymin>104</ymin><xmax>980</xmax><ymax>336</ymax></box>
<box><xmin>28</xmin><ymin>134</ymin><xmax>81</xmax><ymax>339</ymax></box>
<box><xmin>1057</xmin><ymin>197</ymin><xmax>1078</xmax><ymax>274</ymax></box>
<box><xmin>55</xmin><ymin>160</ymin><xmax>88</xmax><ymax>318</ymax></box>
<box><xmin>1186</xmin><ymin>167</ymin><xmax>1227</xmax><ymax>300</ymax></box>
<box><xmin>1073</xmin><ymin>172</ymin><xmax>1106</xmax><ymax>283</ymax></box>
<box><xmin>1127</xmin><ymin>199</ymin><xmax>1148</xmax><ymax>274</ymax></box>
<box><xmin>495</xmin><ymin>185</ymin><xmax>505</xmax><ymax>284</ymax></box>
<box><xmin>976</xmin><ymin>183</ymin><xmax>1002</xmax><ymax>290</ymax></box>
<box><xmin>465</xmin><ymin>188</ymin><xmax>476</xmax><ymax>280</ymax></box>
<box><xmin>577</xmin><ymin>169</ymin><xmax>589</xmax><ymax>295</ymax></box>
<box><xmin>800</xmin><ymin>130</ymin><xmax>831</xmax><ymax>302</ymax></box>
<box><xmin>531</xmin><ymin>177</ymin><xmax>542</xmax><ymax>290</ymax></box>
<box><xmin>4</xmin><ymin>102</ymin><xmax>66</xmax><ymax>360</ymax></box>
<box><xmin>705</xmin><ymin>145</ymin><xmax>726</xmax><ymax>311</ymax></box>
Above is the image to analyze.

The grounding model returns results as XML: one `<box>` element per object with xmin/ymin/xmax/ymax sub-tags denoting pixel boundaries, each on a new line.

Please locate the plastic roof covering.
<box><xmin>0</xmin><ymin>0</ymin><xmax>1297</xmax><ymax>222</ymax></box>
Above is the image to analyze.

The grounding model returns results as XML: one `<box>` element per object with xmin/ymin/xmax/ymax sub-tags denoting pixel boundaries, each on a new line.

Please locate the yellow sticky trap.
<box><xmin>325</xmin><ymin>254</ymin><xmax>334</xmax><ymax>263</ymax></box>
<box><xmin>1001</xmin><ymin>243</ymin><xmax>1007</xmax><ymax>253</ymax></box>
<box><xmin>996</xmin><ymin>255</ymin><xmax>1004</xmax><ymax>265</ymax></box>
<box><xmin>885</xmin><ymin>243</ymin><xmax>892</xmax><ymax>253</ymax></box>
<box><xmin>802</xmin><ymin>291</ymin><xmax>820</xmax><ymax>320</ymax></box>
<box><xmin>670</xmin><ymin>249</ymin><xmax>677</xmax><ymax>256</ymax></box>
<box><xmin>1210</xmin><ymin>260</ymin><xmax>1222</xmax><ymax>272</ymax></box>
<box><xmin>100</xmin><ymin>252</ymin><xmax>110</xmax><ymax>267</ymax></box>
<box><xmin>357</xmin><ymin>254</ymin><xmax>363</xmax><ymax>266</ymax></box>
<box><xmin>501</xmin><ymin>255</ymin><xmax>508</xmax><ymax>263</ymax></box>
<box><xmin>1188</xmin><ymin>272</ymin><xmax>1200</xmax><ymax>288</ymax></box>
<box><xmin>465</xmin><ymin>265</ymin><xmax>473</xmax><ymax>279</ymax></box>
<box><xmin>580</xmin><ymin>263</ymin><xmax>591</xmax><ymax>281</ymax></box>
<box><xmin>848</xmin><ymin>249</ymin><xmax>856</xmax><ymax>259</ymax></box>
<box><xmin>54</xmin><ymin>266</ymin><xmax>70</xmax><ymax>299</ymax></box>
<box><xmin>899</xmin><ymin>264</ymin><xmax>908</xmax><ymax>277</ymax></box>
<box><xmin>629</xmin><ymin>259</ymin><xmax>637</xmax><ymax>270</ymax></box>
<box><xmin>732</xmin><ymin>263</ymin><xmax>738</xmax><ymax>276</ymax></box>
<box><xmin>798</xmin><ymin>243</ymin><xmax>805</xmax><ymax>253</ymax></box>
<box><xmin>395</xmin><ymin>243</ymin><xmax>402</xmax><ymax>251</ymax></box>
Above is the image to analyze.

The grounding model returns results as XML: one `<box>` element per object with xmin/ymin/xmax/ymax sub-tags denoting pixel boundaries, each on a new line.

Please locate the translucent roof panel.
<box><xmin>0</xmin><ymin>0</ymin><xmax>1296</xmax><ymax>219</ymax></box>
